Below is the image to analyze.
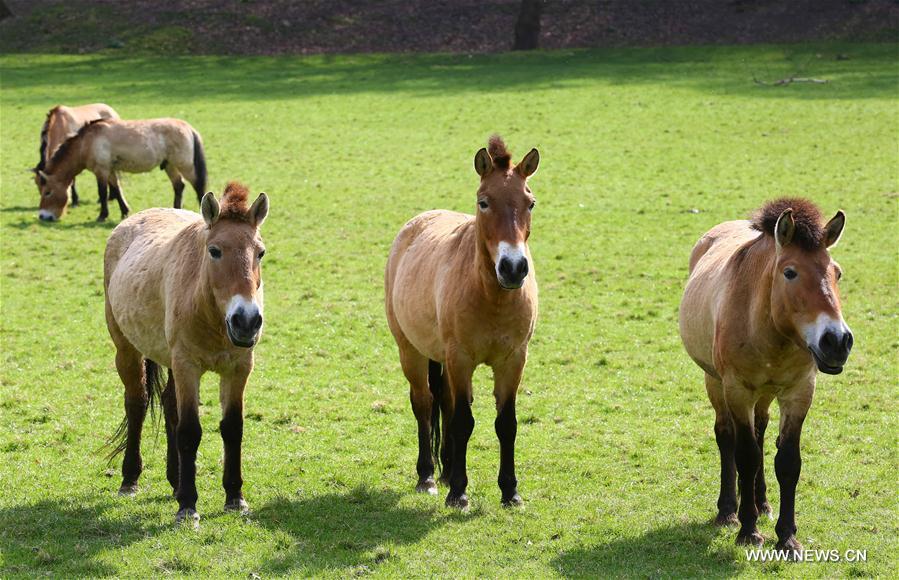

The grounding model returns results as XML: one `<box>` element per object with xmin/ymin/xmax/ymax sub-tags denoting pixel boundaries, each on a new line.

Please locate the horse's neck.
<box><xmin>53</xmin><ymin>139</ymin><xmax>87</xmax><ymax>180</ymax></box>
<box><xmin>47</xmin><ymin>114</ymin><xmax>70</xmax><ymax>158</ymax></box>
<box><xmin>730</xmin><ymin>237</ymin><xmax>778</xmax><ymax>341</ymax></box>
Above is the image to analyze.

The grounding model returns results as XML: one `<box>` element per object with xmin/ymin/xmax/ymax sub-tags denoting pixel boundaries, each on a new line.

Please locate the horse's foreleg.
<box><xmin>161</xmin><ymin>370</ymin><xmax>179</xmax><ymax>496</ymax></box>
<box><xmin>726</xmin><ymin>384</ymin><xmax>763</xmax><ymax>547</ymax></box>
<box><xmin>172</xmin><ymin>359</ymin><xmax>202</xmax><ymax>526</ymax></box>
<box><xmin>70</xmin><ymin>177</ymin><xmax>79</xmax><ymax>207</ymax></box>
<box><xmin>774</xmin><ymin>390</ymin><xmax>811</xmax><ymax>557</ymax></box>
<box><xmin>754</xmin><ymin>395</ymin><xmax>774</xmax><ymax>519</ymax></box>
<box><xmin>493</xmin><ymin>350</ymin><xmax>526</xmax><ymax>506</ymax></box>
<box><xmin>706</xmin><ymin>374</ymin><xmax>737</xmax><ymax>526</ymax></box>
<box><xmin>108</xmin><ymin>173</ymin><xmax>130</xmax><ymax>219</ymax></box>
<box><xmin>171</xmin><ymin>177</ymin><xmax>185</xmax><ymax>209</ymax></box>
<box><xmin>96</xmin><ymin>176</ymin><xmax>109</xmax><ymax>222</ymax></box>
<box><xmin>220</xmin><ymin>370</ymin><xmax>250</xmax><ymax>513</ymax></box>
<box><xmin>444</xmin><ymin>353</ymin><xmax>475</xmax><ymax>509</ymax></box>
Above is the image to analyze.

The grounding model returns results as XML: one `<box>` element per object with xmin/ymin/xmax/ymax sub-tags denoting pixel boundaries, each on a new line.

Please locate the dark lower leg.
<box><xmin>96</xmin><ymin>178</ymin><xmax>109</xmax><ymax>221</ymax></box>
<box><xmin>495</xmin><ymin>399</ymin><xmax>520</xmax><ymax>504</ymax></box>
<box><xmin>172</xmin><ymin>180</ymin><xmax>185</xmax><ymax>209</ymax></box>
<box><xmin>714</xmin><ymin>420</ymin><xmax>737</xmax><ymax>524</ymax></box>
<box><xmin>71</xmin><ymin>179</ymin><xmax>79</xmax><ymax>206</ymax></box>
<box><xmin>411</xmin><ymin>390</ymin><xmax>435</xmax><ymax>489</ymax></box>
<box><xmin>446</xmin><ymin>397</ymin><xmax>473</xmax><ymax>507</ymax></box>
<box><xmin>162</xmin><ymin>372</ymin><xmax>179</xmax><ymax>494</ymax></box>
<box><xmin>110</xmin><ymin>184</ymin><xmax>130</xmax><ymax>218</ymax></box>
<box><xmin>754</xmin><ymin>413</ymin><xmax>771</xmax><ymax>515</ymax></box>
<box><xmin>734</xmin><ymin>422</ymin><xmax>762</xmax><ymax>544</ymax></box>
<box><xmin>220</xmin><ymin>405</ymin><xmax>245</xmax><ymax>505</ymax></box>
<box><xmin>120</xmin><ymin>390</ymin><xmax>149</xmax><ymax>490</ymax></box>
<box><xmin>176</xmin><ymin>408</ymin><xmax>202</xmax><ymax>513</ymax></box>
<box><xmin>775</xmin><ymin>434</ymin><xmax>802</xmax><ymax>551</ymax></box>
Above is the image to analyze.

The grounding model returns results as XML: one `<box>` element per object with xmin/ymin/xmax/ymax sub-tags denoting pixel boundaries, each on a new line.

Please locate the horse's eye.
<box><xmin>43</xmin><ymin>190</ymin><xmax>52</xmax><ymax>197</ymax></box>
<box><xmin>208</xmin><ymin>246</ymin><xmax>222</xmax><ymax>259</ymax></box>
<box><xmin>784</xmin><ymin>267</ymin><xmax>797</xmax><ymax>280</ymax></box>
<box><xmin>835</xmin><ymin>269</ymin><xmax>842</xmax><ymax>281</ymax></box>
<box><xmin>528</xmin><ymin>200</ymin><xmax>536</xmax><ymax>211</ymax></box>
<box><xmin>258</xmin><ymin>249</ymin><xmax>266</xmax><ymax>260</ymax></box>
<box><xmin>478</xmin><ymin>200</ymin><xmax>488</xmax><ymax>210</ymax></box>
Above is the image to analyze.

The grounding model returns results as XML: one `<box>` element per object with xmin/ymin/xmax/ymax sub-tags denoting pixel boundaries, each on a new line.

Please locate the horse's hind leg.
<box><xmin>112</xmin><ymin>337</ymin><xmax>148</xmax><ymax>495</ymax></box>
<box><xmin>96</xmin><ymin>175</ymin><xmax>110</xmax><ymax>222</ymax></box>
<box><xmin>706</xmin><ymin>373</ymin><xmax>737</xmax><ymax>526</ymax></box>
<box><xmin>165</xmin><ymin>166</ymin><xmax>186</xmax><ymax>209</ymax></box>
<box><xmin>399</xmin><ymin>347</ymin><xmax>438</xmax><ymax>495</ymax></box>
<box><xmin>754</xmin><ymin>395</ymin><xmax>774</xmax><ymax>519</ymax></box>
<box><xmin>108</xmin><ymin>173</ymin><xmax>130</xmax><ymax>219</ymax></box>
<box><xmin>162</xmin><ymin>370</ymin><xmax>179</xmax><ymax>496</ymax></box>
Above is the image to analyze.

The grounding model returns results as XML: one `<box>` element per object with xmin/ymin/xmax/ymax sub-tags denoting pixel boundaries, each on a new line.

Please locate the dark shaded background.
<box><xmin>1</xmin><ymin>0</ymin><xmax>897</xmax><ymax>55</ymax></box>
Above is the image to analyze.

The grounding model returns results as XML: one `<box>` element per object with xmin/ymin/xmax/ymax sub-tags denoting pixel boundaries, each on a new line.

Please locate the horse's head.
<box><xmin>200</xmin><ymin>182</ymin><xmax>269</xmax><ymax>349</ymax></box>
<box><xmin>33</xmin><ymin>169</ymin><xmax>71</xmax><ymax>221</ymax></box>
<box><xmin>473</xmin><ymin>135</ymin><xmax>539</xmax><ymax>290</ymax></box>
<box><xmin>763</xmin><ymin>200</ymin><xmax>853</xmax><ymax>374</ymax></box>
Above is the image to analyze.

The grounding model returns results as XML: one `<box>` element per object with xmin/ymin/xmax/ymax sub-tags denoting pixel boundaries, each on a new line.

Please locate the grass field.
<box><xmin>1</xmin><ymin>44</ymin><xmax>897</xmax><ymax>577</ymax></box>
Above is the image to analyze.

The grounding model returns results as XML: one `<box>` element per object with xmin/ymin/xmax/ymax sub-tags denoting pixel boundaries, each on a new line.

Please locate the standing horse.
<box><xmin>386</xmin><ymin>136</ymin><xmax>540</xmax><ymax>508</ymax></box>
<box><xmin>104</xmin><ymin>182</ymin><xmax>268</xmax><ymax>525</ymax></box>
<box><xmin>33</xmin><ymin>103</ymin><xmax>119</xmax><ymax>207</ymax></box>
<box><xmin>36</xmin><ymin>117</ymin><xmax>207</xmax><ymax>222</ymax></box>
<box><xmin>679</xmin><ymin>198</ymin><xmax>853</xmax><ymax>553</ymax></box>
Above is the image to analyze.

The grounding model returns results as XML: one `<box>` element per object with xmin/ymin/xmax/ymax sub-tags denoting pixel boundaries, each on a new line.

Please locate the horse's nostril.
<box><xmin>251</xmin><ymin>313</ymin><xmax>263</xmax><ymax>330</ymax></box>
<box><xmin>842</xmin><ymin>332</ymin><xmax>854</xmax><ymax>353</ymax></box>
<box><xmin>517</xmin><ymin>259</ymin><xmax>529</xmax><ymax>278</ymax></box>
<box><xmin>821</xmin><ymin>331</ymin><xmax>837</xmax><ymax>351</ymax></box>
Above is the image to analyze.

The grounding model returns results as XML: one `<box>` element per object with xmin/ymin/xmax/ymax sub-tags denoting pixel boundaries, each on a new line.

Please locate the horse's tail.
<box><xmin>192</xmin><ymin>131</ymin><xmax>207</xmax><ymax>201</ymax></box>
<box><xmin>428</xmin><ymin>360</ymin><xmax>444</xmax><ymax>474</ymax></box>
<box><xmin>104</xmin><ymin>359</ymin><xmax>164</xmax><ymax>462</ymax></box>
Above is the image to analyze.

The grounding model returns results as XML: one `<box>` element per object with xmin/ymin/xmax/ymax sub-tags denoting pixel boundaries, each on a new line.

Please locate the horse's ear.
<box><xmin>474</xmin><ymin>148</ymin><xmax>492</xmax><ymax>177</ymax></box>
<box><xmin>34</xmin><ymin>169</ymin><xmax>48</xmax><ymax>185</ymax></box>
<box><xmin>824</xmin><ymin>210</ymin><xmax>845</xmax><ymax>248</ymax></box>
<box><xmin>250</xmin><ymin>192</ymin><xmax>269</xmax><ymax>228</ymax></box>
<box><xmin>774</xmin><ymin>208</ymin><xmax>795</xmax><ymax>249</ymax></box>
<box><xmin>201</xmin><ymin>192</ymin><xmax>219</xmax><ymax>227</ymax></box>
<box><xmin>516</xmin><ymin>148</ymin><xmax>540</xmax><ymax>178</ymax></box>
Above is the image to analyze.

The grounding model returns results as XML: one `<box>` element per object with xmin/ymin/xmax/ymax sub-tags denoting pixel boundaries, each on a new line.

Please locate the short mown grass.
<box><xmin>0</xmin><ymin>44</ymin><xmax>896</xmax><ymax>577</ymax></box>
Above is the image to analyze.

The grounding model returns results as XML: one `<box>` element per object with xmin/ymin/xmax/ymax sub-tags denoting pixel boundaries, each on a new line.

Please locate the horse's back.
<box><xmin>386</xmin><ymin>210</ymin><xmax>474</xmax><ymax>361</ymax></box>
<box><xmin>679</xmin><ymin>220</ymin><xmax>760</xmax><ymax>376</ymax></box>
<box><xmin>91</xmin><ymin>119</ymin><xmax>196</xmax><ymax>173</ymax></box>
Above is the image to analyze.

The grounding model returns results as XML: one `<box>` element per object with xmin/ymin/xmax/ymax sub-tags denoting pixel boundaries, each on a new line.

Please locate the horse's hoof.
<box><xmin>501</xmin><ymin>493</ymin><xmax>523</xmax><ymax>507</ymax></box>
<box><xmin>775</xmin><ymin>536</ymin><xmax>803</xmax><ymax>558</ymax></box>
<box><xmin>445</xmin><ymin>493</ymin><xmax>469</xmax><ymax>510</ymax></box>
<box><xmin>175</xmin><ymin>508</ymin><xmax>200</xmax><ymax>528</ymax></box>
<box><xmin>415</xmin><ymin>478</ymin><xmax>438</xmax><ymax>495</ymax></box>
<box><xmin>757</xmin><ymin>502</ymin><xmax>774</xmax><ymax>520</ymax></box>
<box><xmin>97</xmin><ymin>216</ymin><xmax>108</xmax><ymax>223</ymax></box>
<box><xmin>224</xmin><ymin>497</ymin><xmax>250</xmax><ymax>514</ymax></box>
<box><xmin>736</xmin><ymin>529</ymin><xmax>765</xmax><ymax>547</ymax></box>
<box><xmin>714</xmin><ymin>512</ymin><xmax>739</xmax><ymax>527</ymax></box>
<box><xmin>118</xmin><ymin>484</ymin><xmax>138</xmax><ymax>497</ymax></box>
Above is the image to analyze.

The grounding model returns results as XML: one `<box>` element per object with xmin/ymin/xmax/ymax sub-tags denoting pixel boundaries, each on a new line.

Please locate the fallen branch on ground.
<box><xmin>753</xmin><ymin>75</ymin><xmax>829</xmax><ymax>86</ymax></box>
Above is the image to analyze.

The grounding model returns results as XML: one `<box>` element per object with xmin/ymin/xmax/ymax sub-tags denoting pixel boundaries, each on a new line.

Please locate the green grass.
<box><xmin>1</xmin><ymin>44</ymin><xmax>897</xmax><ymax>577</ymax></box>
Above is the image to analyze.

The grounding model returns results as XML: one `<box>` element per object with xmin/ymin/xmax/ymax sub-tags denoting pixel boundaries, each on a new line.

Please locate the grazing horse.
<box><xmin>386</xmin><ymin>136</ymin><xmax>540</xmax><ymax>508</ymax></box>
<box><xmin>36</xmin><ymin>117</ymin><xmax>207</xmax><ymax>222</ymax></box>
<box><xmin>104</xmin><ymin>182</ymin><xmax>268</xmax><ymax>525</ymax></box>
<box><xmin>33</xmin><ymin>103</ymin><xmax>119</xmax><ymax>207</ymax></box>
<box><xmin>679</xmin><ymin>198</ymin><xmax>853</xmax><ymax>553</ymax></box>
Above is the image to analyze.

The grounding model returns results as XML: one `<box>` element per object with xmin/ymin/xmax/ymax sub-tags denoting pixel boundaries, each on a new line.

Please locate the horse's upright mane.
<box><xmin>488</xmin><ymin>134</ymin><xmax>511</xmax><ymax>169</ymax></box>
<box><xmin>219</xmin><ymin>181</ymin><xmax>252</xmax><ymax>222</ymax></box>
<box><xmin>751</xmin><ymin>197</ymin><xmax>825</xmax><ymax>251</ymax></box>
<box><xmin>36</xmin><ymin>106</ymin><xmax>63</xmax><ymax>170</ymax></box>
<box><xmin>47</xmin><ymin>118</ymin><xmax>109</xmax><ymax>169</ymax></box>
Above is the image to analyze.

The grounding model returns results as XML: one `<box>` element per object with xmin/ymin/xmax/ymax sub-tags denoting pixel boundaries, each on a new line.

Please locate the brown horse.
<box><xmin>386</xmin><ymin>136</ymin><xmax>540</xmax><ymax>508</ymax></box>
<box><xmin>679</xmin><ymin>198</ymin><xmax>853</xmax><ymax>553</ymax></box>
<box><xmin>104</xmin><ymin>182</ymin><xmax>268</xmax><ymax>525</ymax></box>
<box><xmin>36</xmin><ymin>117</ymin><xmax>207</xmax><ymax>222</ymax></box>
<box><xmin>33</xmin><ymin>103</ymin><xmax>119</xmax><ymax>207</ymax></box>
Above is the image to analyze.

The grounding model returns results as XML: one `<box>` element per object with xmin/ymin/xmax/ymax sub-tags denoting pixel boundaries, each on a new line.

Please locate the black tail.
<box><xmin>428</xmin><ymin>360</ymin><xmax>444</xmax><ymax>474</ymax></box>
<box><xmin>192</xmin><ymin>131</ymin><xmax>207</xmax><ymax>203</ymax></box>
<box><xmin>104</xmin><ymin>359</ymin><xmax>164</xmax><ymax>462</ymax></box>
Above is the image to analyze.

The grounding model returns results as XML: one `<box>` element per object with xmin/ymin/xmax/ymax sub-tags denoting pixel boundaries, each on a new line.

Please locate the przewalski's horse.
<box><xmin>679</xmin><ymin>198</ymin><xmax>853</xmax><ymax>553</ymax></box>
<box><xmin>386</xmin><ymin>136</ymin><xmax>539</xmax><ymax>508</ymax></box>
<box><xmin>33</xmin><ymin>103</ymin><xmax>119</xmax><ymax>207</ymax></box>
<box><xmin>104</xmin><ymin>182</ymin><xmax>268</xmax><ymax>525</ymax></box>
<box><xmin>36</xmin><ymin>117</ymin><xmax>207</xmax><ymax>222</ymax></box>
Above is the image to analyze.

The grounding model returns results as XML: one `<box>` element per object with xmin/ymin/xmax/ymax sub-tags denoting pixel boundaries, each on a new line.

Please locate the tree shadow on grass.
<box><xmin>254</xmin><ymin>485</ymin><xmax>452</xmax><ymax>575</ymax></box>
<box><xmin>4</xmin><ymin>217</ymin><xmax>117</xmax><ymax>230</ymax></box>
<box><xmin>552</xmin><ymin>521</ymin><xmax>744</xmax><ymax>578</ymax></box>
<box><xmin>0</xmin><ymin>497</ymin><xmax>167</xmax><ymax>576</ymax></box>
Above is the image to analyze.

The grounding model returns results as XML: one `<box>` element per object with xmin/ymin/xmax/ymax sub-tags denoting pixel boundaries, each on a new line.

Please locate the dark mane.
<box><xmin>35</xmin><ymin>106</ymin><xmax>62</xmax><ymax>170</ymax></box>
<box><xmin>47</xmin><ymin>118</ymin><xmax>109</xmax><ymax>170</ymax></box>
<box><xmin>219</xmin><ymin>181</ymin><xmax>252</xmax><ymax>222</ymax></box>
<box><xmin>488</xmin><ymin>134</ymin><xmax>511</xmax><ymax>169</ymax></box>
<box><xmin>750</xmin><ymin>197</ymin><xmax>825</xmax><ymax>251</ymax></box>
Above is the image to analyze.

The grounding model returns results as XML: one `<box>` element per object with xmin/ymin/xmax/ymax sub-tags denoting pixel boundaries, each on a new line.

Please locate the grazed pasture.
<box><xmin>0</xmin><ymin>44</ymin><xmax>896</xmax><ymax>577</ymax></box>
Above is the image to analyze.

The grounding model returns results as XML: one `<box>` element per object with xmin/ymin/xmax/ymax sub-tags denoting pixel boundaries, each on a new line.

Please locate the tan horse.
<box><xmin>104</xmin><ymin>182</ymin><xmax>268</xmax><ymax>525</ymax></box>
<box><xmin>36</xmin><ymin>117</ymin><xmax>207</xmax><ymax>222</ymax></box>
<box><xmin>386</xmin><ymin>136</ymin><xmax>540</xmax><ymax>508</ymax></box>
<box><xmin>679</xmin><ymin>198</ymin><xmax>853</xmax><ymax>553</ymax></box>
<box><xmin>33</xmin><ymin>103</ymin><xmax>119</xmax><ymax>207</ymax></box>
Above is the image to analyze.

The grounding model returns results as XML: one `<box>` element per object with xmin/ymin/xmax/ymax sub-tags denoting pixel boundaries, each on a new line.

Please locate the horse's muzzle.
<box><xmin>226</xmin><ymin>308</ymin><xmax>263</xmax><ymax>348</ymax></box>
<box><xmin>497</xmin><ymin>256</ymin><xmax>529</xmax><ymax>290</ymax></box>
<box><xmin>38</xmin><ymin>210</ymin><xmax>57</xmax><ymax>222</ymax></box>
<box><xmin>809</xmin><ymin>329</ymin><xmax>853</xmax><ymax>375</ymax></box>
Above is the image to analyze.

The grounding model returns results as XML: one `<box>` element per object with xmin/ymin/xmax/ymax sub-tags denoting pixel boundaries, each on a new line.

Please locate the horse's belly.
<box><xmin>392</xmin><ymin>282</ymin><xmax>443</xmax><ymax>361</ymax></box>
<box><xmin>108</xmin><ymin>255</ymin><xmax>170</xmax><ymax>365</ymax></box>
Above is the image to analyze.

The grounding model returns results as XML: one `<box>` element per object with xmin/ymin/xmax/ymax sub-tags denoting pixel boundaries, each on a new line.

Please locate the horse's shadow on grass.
<box><xmin>5</xmin><ymin>217</ymin><xmax>116</xmax><ymax>230</ymax></box>
<box><xmin>0</xmin><ymin>496</ymin><xmax>167</xmax><ymax>576</ymax></box>
<box><xmin>253</xmin><ymin>485</ymin><xmax>450</xmax><ymax>575</ymax></box>
<box><xmin>552</xmin><ymin>521</ymin><xmax>744</xmax><ymax>578</ymax></box>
